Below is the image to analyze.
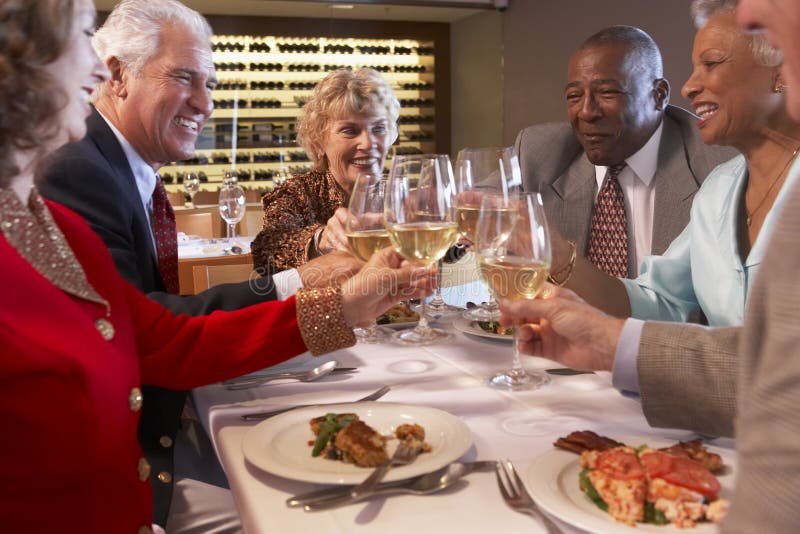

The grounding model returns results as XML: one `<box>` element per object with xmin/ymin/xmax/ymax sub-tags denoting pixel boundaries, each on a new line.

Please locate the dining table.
<box><xmin>192</xmin><ymin>281</ymin><xmax>736</xmax><ymax>534</ymax></box>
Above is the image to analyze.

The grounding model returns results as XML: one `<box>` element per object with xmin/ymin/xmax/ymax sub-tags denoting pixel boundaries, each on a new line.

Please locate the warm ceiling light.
<box><xmin>330</xmin><ymin>4</ymin><xmax>354</xmax><ymax>9</ymax></box>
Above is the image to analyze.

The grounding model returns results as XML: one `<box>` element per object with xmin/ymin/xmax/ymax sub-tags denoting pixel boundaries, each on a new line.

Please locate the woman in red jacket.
<box><xmin>0</xmin><ymin>1</ymin><xmax>431</xmax><ymax>531</ymax></box>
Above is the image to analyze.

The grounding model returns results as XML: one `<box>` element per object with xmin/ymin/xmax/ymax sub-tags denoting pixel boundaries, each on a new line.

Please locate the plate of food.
<box><xmin>453</xmin><ymin>316</ymin><xmax>513</xmax><ymax>341</ymax></box>
<box><xmin>376</xmin><ymin>302</ymin><xmax>420</xmax><ymax>329</ymax></box>
<box><xmin>525</xmin><ymin>431</ymin><xmax>734</xmax><ymax>533</ymax></box>
<box><xmin>241</xmin><ymin>401</ymin><xmax>472</xmax><ymax>484</ymax></box>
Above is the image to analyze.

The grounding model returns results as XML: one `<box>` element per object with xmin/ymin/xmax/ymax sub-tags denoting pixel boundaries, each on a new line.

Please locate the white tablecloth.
<box><xmin>192</xmin><ymin>283</ymin><xmax>734</xmax><ymax>534</ymax></box>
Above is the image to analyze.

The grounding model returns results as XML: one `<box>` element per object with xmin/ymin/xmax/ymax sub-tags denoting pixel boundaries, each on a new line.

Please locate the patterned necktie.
<box><xmin>151</xmin><ymin>176</ymin><xmax>180</xmax><ymax>293</ymax></box>
<box><xmin>587</xmin><ymin>163</ymin><xmax>629</xmax><ymax>278</ymax></box>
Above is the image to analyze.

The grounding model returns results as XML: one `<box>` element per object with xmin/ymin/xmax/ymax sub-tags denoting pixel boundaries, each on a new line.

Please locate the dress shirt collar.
<box><xmin>594</xmin><ymin>121</ymin><xmax>663</xmax><ymax>187</ymax></box>
<box><xmin>95</xmin><ymin>109</ymin><xmax>158</xmax><ymax>212</ymax></box>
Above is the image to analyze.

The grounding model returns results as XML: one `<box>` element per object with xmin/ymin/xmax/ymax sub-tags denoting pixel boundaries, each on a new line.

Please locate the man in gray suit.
<box><xmin>515</xmin><ymin>26</ymin><xmax>734</xmax><ymax>278</ymax></box>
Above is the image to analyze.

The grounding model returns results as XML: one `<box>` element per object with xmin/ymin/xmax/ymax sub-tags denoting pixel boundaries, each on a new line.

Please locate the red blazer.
<box><xmin>0</xmin><ymin>201</ymin><xmax>308</xmax><ymax>532</ymax></box>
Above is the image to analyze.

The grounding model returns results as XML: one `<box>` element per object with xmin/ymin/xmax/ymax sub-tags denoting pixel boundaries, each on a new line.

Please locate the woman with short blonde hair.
<box><xmin>252</xmin><ymin>68</ymin><xmax>400</xmax><ymax>272</ymax></box>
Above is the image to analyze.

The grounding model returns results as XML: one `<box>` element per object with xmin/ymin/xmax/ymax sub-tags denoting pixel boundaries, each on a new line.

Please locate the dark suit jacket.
<box><xmin>514</xmin><ymin>105</ymin><xmax>738</xmax><ymax>277</ymax></box>
<box><xmin>38</xmin><ymin>107</ymin><xmax>277</xmax><ymax>524</ymax></box>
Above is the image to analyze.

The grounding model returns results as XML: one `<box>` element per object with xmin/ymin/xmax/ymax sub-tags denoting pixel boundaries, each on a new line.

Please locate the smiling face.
<box><xmin>738</xmin><ymin>0</ymin><xmax>800</xmax><ymax>121</ymax></box>
<box><xmin>682</xmin><ymin>11</ymin><xmax>781</xmax><ymax>150</ymax></box>
<box><xmin>322</xmin><ymin>114</ymin><xmax>392</xmax><ymax>193</ymax></box>
<box><xmin>565</xmin><ymin>43</ymin><xmax>667</xmax><ymax>166</ymax></box>
<box><xmin>113</xmin><ymin>22</ymin><xmax>216</xmax><ymax>169</ymax></box>
<box><xmin>44</xmin><ymin>0</ymin><xmax>109</xmax><ymax>147</ymax></box>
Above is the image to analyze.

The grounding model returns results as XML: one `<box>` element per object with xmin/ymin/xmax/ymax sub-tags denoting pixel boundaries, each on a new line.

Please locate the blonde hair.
<box><xmin>297</xmin><ymin>68</ymin><xmax>400</xmax><ymax>170</ymax></box>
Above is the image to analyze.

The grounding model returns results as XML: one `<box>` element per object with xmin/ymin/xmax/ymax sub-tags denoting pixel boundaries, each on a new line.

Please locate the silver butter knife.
<box><xmin>240</xmin><ymin>385</ymin><xmax>391</xmax><ymax>421</ymax></box>
<box><xmin>287</xmin><ymin>460</ymin><xmax>497</xmax><ymax>510</ymax></box>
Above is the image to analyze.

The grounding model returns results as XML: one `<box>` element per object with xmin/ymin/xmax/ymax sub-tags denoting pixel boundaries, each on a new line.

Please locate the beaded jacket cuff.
<box><xmin>295</xmin><ymin>285</ymin><xmax>356</xmax><ymax>355</ymax></box>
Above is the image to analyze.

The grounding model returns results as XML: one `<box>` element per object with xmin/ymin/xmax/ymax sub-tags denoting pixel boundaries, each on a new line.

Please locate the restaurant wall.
<box><xmin>501</xmin><ymin>0</ymin><xmax>696</xmax><ymax>144</ymax></box>
<box><xmin>451</xmin><ymin>10</ymin><xmax>504</xmax><ymax>156</ymax></box>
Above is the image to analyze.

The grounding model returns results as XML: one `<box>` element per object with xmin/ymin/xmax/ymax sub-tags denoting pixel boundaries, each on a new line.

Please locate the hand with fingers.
<box><xmin>318</xmin><ymin>207</ymin><xmax>351</xmax><ymax>254</ymax></box>
<box><xmin>497</xmin><ymin>283</ymin><xmax>624</xmax><ymax>372</ymax></box>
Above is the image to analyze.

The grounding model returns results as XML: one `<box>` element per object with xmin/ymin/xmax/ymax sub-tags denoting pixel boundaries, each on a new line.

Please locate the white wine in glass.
<box><xmin>345</xmin><ymin>172</ymin><xmax>392</xmax><ymax>343</ymax></box>
<box><xmin>385</xmin><ymin>154</ymin><xmax>458</xmax><ymax>345</ymax></box>
<box><xmin>455</xmin><ymin>147</ymin><xmax>523</xmax><ymax>321</ymax></box>
<box><xmin>475</xmin><ymin>192</ymin><xmax>551</xmax><ymax>391</ymax></box>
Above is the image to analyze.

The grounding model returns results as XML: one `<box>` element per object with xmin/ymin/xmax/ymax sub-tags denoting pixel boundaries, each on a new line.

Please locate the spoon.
<box><xmin>224</xmin><ymin>245</ymin><xmax>244</xmax><ymax>255</ymax></box>
<box><xmin>288</xmin><ymin>460</ymin><xmax>497</xmax><ymax>511</ymax></box>
<box><xmin>225</xmin><ymin>360</ymin><xmax>339</xmax><ymax>390</ymax></box>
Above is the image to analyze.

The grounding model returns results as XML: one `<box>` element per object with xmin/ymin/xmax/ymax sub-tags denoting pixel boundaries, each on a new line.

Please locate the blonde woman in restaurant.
<box><xmin>251</xmin><ymin>67</ymin><xmax>400</xmax><ymax>272</ymax></box>
<box><xmin>0</xmin><ymin>1</ymin><xmax>430</xmax><ymax>531</ymax></box>
<box><xmin>544</xmin><ymin>1</ymin><xmax>800</xmax><ymax>328</ymax></box>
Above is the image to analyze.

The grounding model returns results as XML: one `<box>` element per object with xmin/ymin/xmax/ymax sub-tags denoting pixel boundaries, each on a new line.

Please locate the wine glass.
<box><xmin>455</xmin><ymin>147</ymin><xmax>523</xmax><ymax>321</ymax></box>
<box><xmin>384</xmin><ymin>154</ymin><xmax>459</xmax><ymax>345</ymax></box>
<box><xmin>183</xmin><ymin>172</ymin><xmax>200</xmax><ymax>208</ymax></box>
<box><xmin>345</xmin><ymin>172</ymin><xmax>392</xmax><ymax>343</ymax></box>
<box><xmin>474</xmin><ymin>192</ymin><xmax>551</xmax><ymax>390</ymax></box>
<box><xmin>219</xmin><ymin>171</ymin><xmax>246</xmax><ymax>238</ymax></box>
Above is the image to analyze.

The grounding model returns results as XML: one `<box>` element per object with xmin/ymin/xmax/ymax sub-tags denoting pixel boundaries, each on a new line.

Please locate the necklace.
<box><xmin>745</xmin><ymin>146</ymin><xmax>800</xmax><ymax>227</ymax></box>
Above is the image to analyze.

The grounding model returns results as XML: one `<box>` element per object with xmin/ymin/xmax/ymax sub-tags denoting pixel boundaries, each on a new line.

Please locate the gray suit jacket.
<box><xmin>724</xmin><ymin>167</ymin><xmax>800</xmax><ymax>533</ymax></box>
<box><xmin>514</xmin><ymin>106</ymin><xmax>738</xmax><ymax>276</ymax></box>
<box><xmin>637</xmin><ymin>321</ymin><xmax>739</xmax><ymax>438</ymax></box>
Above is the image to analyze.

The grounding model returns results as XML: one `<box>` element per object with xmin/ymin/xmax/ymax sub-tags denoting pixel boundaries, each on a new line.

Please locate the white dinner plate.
<box><xmin>453</xmin><ymin>317</ymin><xmax>513</xmax><ymax>341</ymax></box>
<box><xmin>525</xmin><ymin>437</ymin><xmax>736</xmax><ymax>533</ymax></box>
<box><xmin>242</xmin><ymin>401</ymin><xmax>473</xmax><ymax>484</ymax></box>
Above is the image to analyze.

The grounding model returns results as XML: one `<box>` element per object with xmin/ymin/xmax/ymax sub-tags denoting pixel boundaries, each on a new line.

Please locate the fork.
<box><xmin>496</xmin><ymin>459</ymin><xmax>563</xmax><ymax>534</ymax></box>
<box><xmin>349</xmin><ymin>441</ymin><xmax>419</xmax><ymax>499</ymax></box>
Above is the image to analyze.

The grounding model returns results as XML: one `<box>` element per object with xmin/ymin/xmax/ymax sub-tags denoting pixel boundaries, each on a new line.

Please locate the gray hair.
<box><xmin>297</xmin><ymin>68</ymin><xmax>400</xmax><ymax>170</ymax></box>
<box><xmin>92</xmin><ymin>0</ymin><xmax>212</xmax><ymax>99</ymax></box>
<box><xmin>690</xmin><ymin>0</ymin><xmax>782</xmax><ymax>67</ymax></box>
<box><xmin>579</xmin><ymin>25</ymin><xmax>664</xmax><ymax>80</ymax></box>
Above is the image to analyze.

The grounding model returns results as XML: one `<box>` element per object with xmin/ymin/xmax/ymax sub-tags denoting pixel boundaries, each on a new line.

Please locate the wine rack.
<box><xmin>162</xmin><ymin>34</ymin><xmax>437</xmax><ymax>193</ymax></box>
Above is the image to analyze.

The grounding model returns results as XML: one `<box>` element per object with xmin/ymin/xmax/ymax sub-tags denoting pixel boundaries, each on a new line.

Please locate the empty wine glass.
<box><xmin>345</xmin><ymin>172</ymin><xmax>392</xmax><ymax>343</ymax></box>
<box><xmin>455</xmin><ymin>147</ymin><xmax>523</xmax><ymax>321</ymax></box>
<box><xmin>219</xmin><ymin>171</ymin><xmax>246</xmax><ymax>238</ymax></box>
<box><xmin>183</xmin><ymin>172</ymin><xmax>200</xmax><ymax>208</ymax></box>
<box><xmin>474</xmin><ymin>192</ymin><xmax>551</xmax><ymax>390</ymax></box>
<box><xmin>384</xmin><ymin>154</ymin><xmax>459</xmax><ymax>345</ymax></box>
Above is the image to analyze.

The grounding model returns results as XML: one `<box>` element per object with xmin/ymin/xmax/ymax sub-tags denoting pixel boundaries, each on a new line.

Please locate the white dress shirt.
<box><xmin>95</xmin><ymin>111</ymin><xmax>303</xmax><ymax>299</ymax></box>
<box><xmin>594</xmin><ymin>122</ymin><xmax>663</xmax><ymax>276</ymax></box>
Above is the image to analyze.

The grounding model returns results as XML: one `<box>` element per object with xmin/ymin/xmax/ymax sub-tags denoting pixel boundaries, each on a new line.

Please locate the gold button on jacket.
<box><xmin>128</xmin><ymin>387</ymin><xmax>143</xmax><ymax>412</ymax></box>
<box><xmin>157</xmin><ymin>471</ymin><xmax>173</xmax><ymax>484</ymax></box>
<box><xmin>159</xmin><ymin>435</ymin><xmax>173</xmax><ymax>448</ymax></box>
<box><xmin>137</xmin><ymin>457</ymin><xmax>151</xmax><ymax>482</ymax></box>
<box><xmin>94</xmin><ymin>317</ymin><xmax>115</xmax><ymax>341</ymax></box>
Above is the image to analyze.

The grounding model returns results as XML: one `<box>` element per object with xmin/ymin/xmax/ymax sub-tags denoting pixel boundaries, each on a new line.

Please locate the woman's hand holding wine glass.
<box><xmin>344</xmin><ymin>172</ymin><xmax>392</xmax><ymax>343</ymax></box>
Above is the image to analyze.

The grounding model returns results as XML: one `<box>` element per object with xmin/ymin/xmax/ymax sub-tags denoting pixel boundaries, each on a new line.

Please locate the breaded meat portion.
<box><xmin>334</xmin><ymin>420</ymin><xmax>388</xmax><ymax>467</ymax></box>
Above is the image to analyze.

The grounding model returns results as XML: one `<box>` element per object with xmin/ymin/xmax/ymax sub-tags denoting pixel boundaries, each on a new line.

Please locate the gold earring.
<box><xmin>775</xmin><ymin>84</ymin><xmax>786</xmax><ymax>94</ymax></box>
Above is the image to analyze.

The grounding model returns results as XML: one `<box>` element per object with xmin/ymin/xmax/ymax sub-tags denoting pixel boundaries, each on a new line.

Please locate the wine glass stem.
<box><xmin>429</xmin><ymin>259</ymin><xmax>446</xmax><ymax>306</ymax></box>
<box><xmin>417</xmin><ymin>299</ymin><xmax>431</xmax><ymax>332</ymax></box>
<box><xmin>511</xmin><ymin>328</ymin><xmax>525</xmax><ymax>374</ymax></box>
<box><xmin>226</xmin><ymin>223</ymin><xmax>233</xmax><ymax>239</ymax></box>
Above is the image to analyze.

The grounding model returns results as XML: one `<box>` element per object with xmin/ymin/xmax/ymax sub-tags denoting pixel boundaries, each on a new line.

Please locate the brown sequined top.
<box><xmin>251</xmin><ymin>170</ymin><xmax>347</xmax><ymax>273</ymax></box>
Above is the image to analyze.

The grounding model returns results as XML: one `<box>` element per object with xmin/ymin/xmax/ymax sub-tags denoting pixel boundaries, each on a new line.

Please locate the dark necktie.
<box><xmin>587</xmin><ymin>163</ymin><xmax>629</xmax><ymax>278</ymax></box>
<box><xmin>151</xmin><ymin>177</ymin><xmax>180</xmax><ymax>293</ymax></box>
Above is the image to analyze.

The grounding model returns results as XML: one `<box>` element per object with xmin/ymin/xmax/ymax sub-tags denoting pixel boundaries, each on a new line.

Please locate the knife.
<box><xmin>240</xmin><ymin>385</ymin><xmax>391</xmax><ymax>421</ymax></box>
<box><xmin>286</xmin><ymin>460</ymin><xmax>497</xmax><ymax>510</ymax></box>
<box><xmin>223</xmin><ymin>367</ymin><xmax>358</xmax><ymax>386</ymax></box>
